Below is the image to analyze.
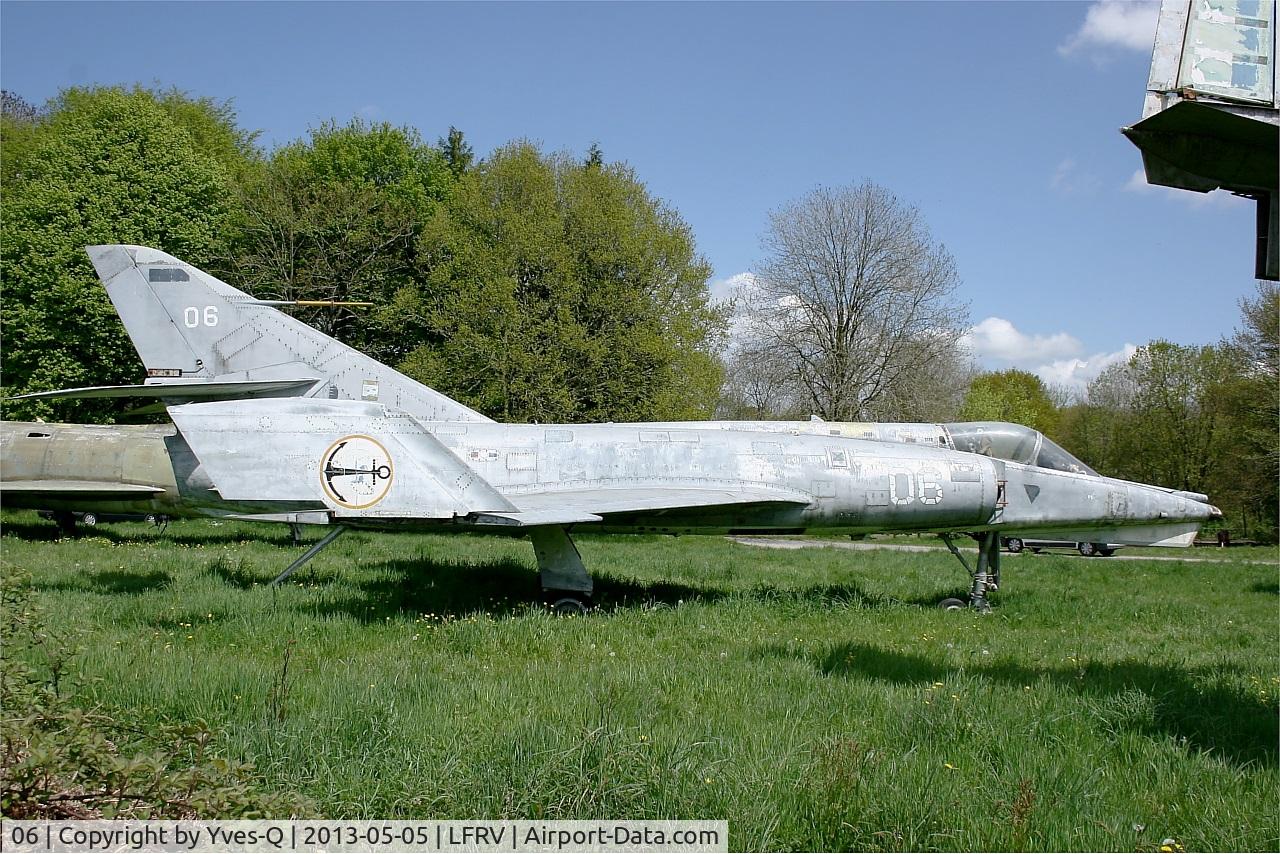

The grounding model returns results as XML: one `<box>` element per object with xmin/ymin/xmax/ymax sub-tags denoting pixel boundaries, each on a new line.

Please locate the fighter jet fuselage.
<box><xmin>0</xmin><ymin>410</ymin><xmax>1215</xmax><ymax>547</ymax></box>
<box><xmin>0</xmin><ymin>245</ymin><xmax>1224</xmax><ymax>612</ymax></box>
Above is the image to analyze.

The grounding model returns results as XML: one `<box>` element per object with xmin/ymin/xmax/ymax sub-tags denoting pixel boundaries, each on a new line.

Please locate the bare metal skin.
<box><xmin>0</xmin><ymin>247</ymin><xmax>1222</xmax><ymax>611</ymax></box>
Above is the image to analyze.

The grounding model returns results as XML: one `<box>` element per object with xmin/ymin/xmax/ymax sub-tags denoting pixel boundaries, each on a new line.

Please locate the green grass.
<box><xmin>2</xmin><ymin>511</ymin><xmax>1277</xmax><ymax>851</ymax></box>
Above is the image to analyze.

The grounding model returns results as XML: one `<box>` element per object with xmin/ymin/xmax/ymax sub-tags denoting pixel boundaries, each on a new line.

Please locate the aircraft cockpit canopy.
<box><xmin>942</xmin><ymin>421</ymin><xmax>1098</xmax><ymax>477</ymax></box>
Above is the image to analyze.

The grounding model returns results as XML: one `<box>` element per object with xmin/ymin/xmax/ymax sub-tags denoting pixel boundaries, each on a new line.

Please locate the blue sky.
<box><xmin>1</xmin><ymin>1</ymin><xmax>1260</xmax><ymax>391</ymax></box>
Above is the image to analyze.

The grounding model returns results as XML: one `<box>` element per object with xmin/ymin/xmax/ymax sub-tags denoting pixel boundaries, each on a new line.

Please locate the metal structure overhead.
<box><xmin>1122</xmin><ymin>0</ymin><xmax>1279</xmax><ymax>280</ymax></box>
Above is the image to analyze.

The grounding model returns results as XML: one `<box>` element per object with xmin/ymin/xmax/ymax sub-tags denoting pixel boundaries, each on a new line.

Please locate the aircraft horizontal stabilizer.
<box><xmin>8</xmin><ymin>379</ymin><xmax>320</xmax><ymax>403</ymax></box>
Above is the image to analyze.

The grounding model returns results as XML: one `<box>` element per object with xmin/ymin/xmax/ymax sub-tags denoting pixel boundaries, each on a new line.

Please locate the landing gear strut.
<box><xmin>939</xmin><ymin>531</ymin><xmax>1001</xmax><ymax>613</ymax></box>
<box><xmin>530</xmin><ymin>526</ymin><xmax>593</xmax><ymax>615</ymax></box>
<box><xmin>53</xmin><ymin>511</ymin><xmax>77</xmax><ymax>538</ymax></box>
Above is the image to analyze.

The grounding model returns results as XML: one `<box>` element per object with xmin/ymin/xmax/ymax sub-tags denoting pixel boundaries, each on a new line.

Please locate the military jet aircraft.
<box><xmin>0</xmin><ymin>247</ymin><xmax>1223</xmax><ymax>613</ymax></box>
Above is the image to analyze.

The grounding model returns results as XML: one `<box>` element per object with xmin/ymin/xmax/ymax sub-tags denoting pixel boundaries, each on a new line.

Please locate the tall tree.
<box><xmin>1218</xmin><ymin>282</ymin><xmax>1279</xmax><ymax>538</ymax></box>
<box><xmin>1</xmin><ymin>87</ymin><xmax>245</xmax><ymax>421</ymax></box>
<box><xmin>1069</xmin><ymin>342</ymin><xmax>1234</xmax><ymax>493</ymax></box>
<box><xmin>958</xmin><ymin>369</ymin><xmax>1060</xmax><ymax>434</ymax></box>
<box><xmin>741</xmin><ymin>181</ymin><xmax>969</xmax><ymax>420</ymax></box>
<box><xmin>228</xmin><ymin>120</ymin><xmax>452</xmax><ymax>365</ymax></box>
<box><xmin>398</xmin><ymin>141</ymin><xmax>724</xmax><ymax>422</ymax></box>
<box><xmin>438</xmin><ymin>126</ymin><xmax>474</xmax><ymax>177</ymax></box>
<box><xmin>1</xmin><ymin>90</ymin><xmax>38</xmax><ymax>122</ymax></box>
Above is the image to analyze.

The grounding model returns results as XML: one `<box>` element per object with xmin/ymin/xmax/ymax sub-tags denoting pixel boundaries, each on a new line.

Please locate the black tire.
<box><xmin>1078</xmin><ymin>542</ymin><xmax>1098</xmax><ymax>557</ymax></box>
<box><xmin>939</xmin><ymin>597</ymin><xmax>968</xmax><ymax>611</ymax></box>
<box><xmin>144</xmin><ymin>514</ymin><xmax>158</xmax><ymax>524</ymax></box>
<box><xmin>1005</xmin><ymin>537</ymin><xmax>1024</xmax><ymax>553</ymax></box>
<box><xmin>550</xmin><ymin>597</ymin><xmax>589</xmax><ymax>616</ymax></box>
<box><xmin>80</xmin><ymin>512</ymin><xmax>98</xmax><ymax>527</ymax></box>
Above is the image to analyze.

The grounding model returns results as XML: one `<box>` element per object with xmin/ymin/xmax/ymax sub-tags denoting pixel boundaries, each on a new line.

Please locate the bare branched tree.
<box><xmin>742</xmin><ymin>181</ymin><xmax>969</xmax><ymax>420</ymax></box>
<box><xmin>717</xmin><ymin>343</ymin><xmax>805</xmax><ymax>418</ymax></box>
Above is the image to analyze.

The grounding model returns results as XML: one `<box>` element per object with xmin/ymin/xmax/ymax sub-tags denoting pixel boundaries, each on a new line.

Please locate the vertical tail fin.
<box><xmin>86</xmin><ymin>245</ymin><xmax>491</xmax><ymax>422</ymax></box>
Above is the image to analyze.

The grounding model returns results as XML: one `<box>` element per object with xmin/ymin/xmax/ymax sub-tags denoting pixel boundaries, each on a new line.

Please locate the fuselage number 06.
<box><xmin>183</xmin><ymin>306</ymin><xmax>218</xmax><ymax>328</ymax></box>
<box><xmin>888</xmin><ymin>470</ymin><xmax>943</xmax><ymax>505</ymax></box>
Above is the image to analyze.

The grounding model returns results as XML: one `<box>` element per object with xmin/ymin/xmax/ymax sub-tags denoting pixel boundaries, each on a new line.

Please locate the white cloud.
<box><xmin>1123</xmin><ymin>169</ymin><xmax>1252</xmax><ymax>209</ymax></box>
<box><xmin>708</xmin><ymin>272</ymin><xmax>756</xmax><ymax>350</ymax></box>
<box><xmin>1059</xmin><ymin>0</ymin><xmax>1159</xmax><ymax>56</ymax></box>
<box><xmin>1050</xmin><ymin>158</ymin><xmax>1101</xmax><ymax>196</ymax></box>
<box><xmin>961</xmin><ymin>317</ymin><xmax>1135</xmax><ymax>394</ymax></box>
<box><xmin>1036</xmin><ymin>344</ymin><xmax>1138</xmax><ymax>393</ymax></box>
<box><xmin>961</xmin><ymin>317</ymin><xmax>1083</xmax><ymax>364</ymax></box>
<box><xmin>707</xmin><ymin>271</ymin><xmax>754</xmax><ymax>305</ymax></box>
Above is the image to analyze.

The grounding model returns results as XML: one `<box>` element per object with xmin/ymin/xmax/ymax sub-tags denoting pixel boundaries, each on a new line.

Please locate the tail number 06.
<box><xmin>888</xmin><ymin>470</ymin><xmax>943</xmax><ymax>505</ymax></box>
<box><xmin>183</xmin><ymin>306</ymin><xmax>218</xmax><ymax>328</ymax></box>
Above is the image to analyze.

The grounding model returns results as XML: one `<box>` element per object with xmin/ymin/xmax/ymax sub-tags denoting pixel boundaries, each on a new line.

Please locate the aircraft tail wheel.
<box><xmin>549</xmin><ymin>596</ymin><xmax>589</xmax><ymax>616</ymax></box>
<box><xmin>939</xmin><ymin>597</ymin><xmax>968</xmax><ymax>611</ymax></box>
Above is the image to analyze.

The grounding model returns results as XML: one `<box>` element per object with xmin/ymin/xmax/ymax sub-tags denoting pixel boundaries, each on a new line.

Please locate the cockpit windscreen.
<box><xmin>943</xmin><ymin>422</ymin><xmax>1098</xmax><ymax>477</ymax></box>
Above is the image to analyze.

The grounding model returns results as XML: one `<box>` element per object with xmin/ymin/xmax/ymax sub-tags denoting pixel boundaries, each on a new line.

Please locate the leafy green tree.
<box><xmin>1217</xmin><ymin>282</ymin><xmax>1279</xmax><ymax>539</ymax></box>
<box><xmin>400</xmin><ymin>141</ymin><xmax>724</xmax><ymax>422</ymax></box>
<box><xmin>228</xmin><ymin>120</ymin><xmax>453</xmax><ymax>365</ymax></box>
<box><xmin>152</xmin><ymin>87</ymin><xmax>259</xmax><ymax>178</ymax></box>
<box><xmin>1062</xmin><ymin>342</ymin><xmax>1233</xmax><ymax>490</ymax></box>
<box><xmin>1</xmin><ymin>87</ymin><xmax>245</xmax><ymax>421</ymax></box>
<box><xmin>958</xmin><ymin>369</ymin><xmax>1059</xmax><ymax>434</ymax></box>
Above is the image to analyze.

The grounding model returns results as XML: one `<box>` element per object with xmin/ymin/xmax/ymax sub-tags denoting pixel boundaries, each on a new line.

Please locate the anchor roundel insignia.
<box><xmin>319</xmin><ymin>435</ymin><xmax>394</xmax><ymax>509</ymax></box>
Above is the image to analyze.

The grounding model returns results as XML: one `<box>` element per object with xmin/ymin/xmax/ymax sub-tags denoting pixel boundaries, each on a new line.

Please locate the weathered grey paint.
<box><xmin>5</xmin><ymin>396</ymin><xmax>1214</xmax><ymax>548</ymax></box>
<box><xmin>0</xmin><ymin>244</ymin><xmax>1221</xmax><ymax>608</ymax></box>
<box><xmin>82</xmin><ymin>245</ymin><xmax>492</xmax><ymax>422</ymax></box>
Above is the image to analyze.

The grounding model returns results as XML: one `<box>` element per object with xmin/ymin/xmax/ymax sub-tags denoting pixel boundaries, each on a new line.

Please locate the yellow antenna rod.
<box><xmin>245</xmin><ymin>299</ymin><xmax>375</xmax><ymax>307</ymax></box>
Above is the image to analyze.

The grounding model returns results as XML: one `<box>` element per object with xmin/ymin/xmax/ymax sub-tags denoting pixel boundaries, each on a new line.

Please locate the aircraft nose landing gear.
<box><xmin>939</xmin><ymin>531</ymin><xmax>1001</xmax><ymax>613</ymax></box>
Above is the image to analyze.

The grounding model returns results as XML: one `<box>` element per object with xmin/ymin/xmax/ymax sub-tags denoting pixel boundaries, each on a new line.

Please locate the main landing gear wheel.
<box><xmin>939</xmin><ymin>531</ymin><xmax>1001</xmax><ymax>613</ymax></box>
<box><xmin>549</xmin><ymin>596</ymin><xmax>590</xmax><ymax>616</ymax></box>
<box><xmin>939</xmin><ymin>597</ymin><xmax>968</xmax><ymax>611</ymax></box>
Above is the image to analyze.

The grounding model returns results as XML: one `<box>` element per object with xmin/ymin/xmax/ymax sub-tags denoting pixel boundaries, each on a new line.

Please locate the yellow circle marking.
<box><xmin>319</xmin><ymin>434</ymin><xmax>395</xmax><ymax>509</ymax></box>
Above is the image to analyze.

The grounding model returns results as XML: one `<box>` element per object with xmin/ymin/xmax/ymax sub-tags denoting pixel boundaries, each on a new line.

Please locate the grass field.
<box><xmin>2</xmin><ymin>511</ymin><xmax>1277</xmax><ymax>851</ymax></box>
